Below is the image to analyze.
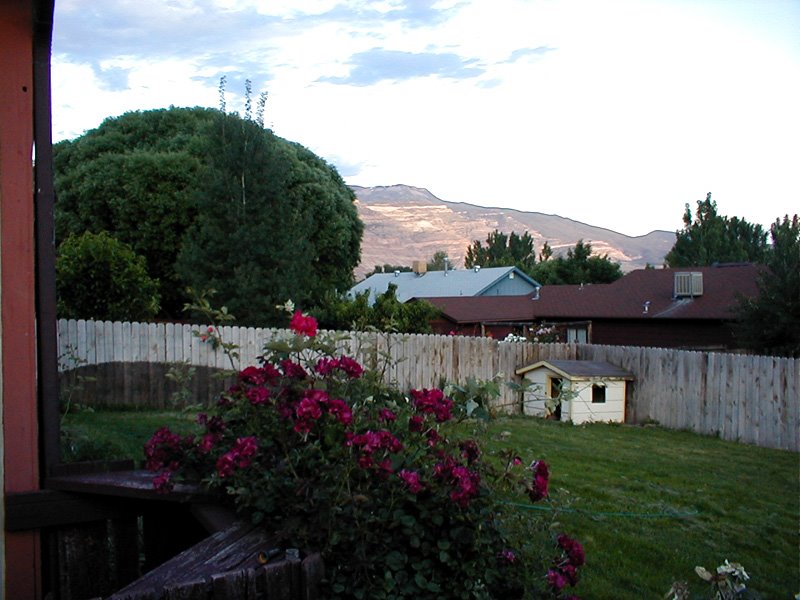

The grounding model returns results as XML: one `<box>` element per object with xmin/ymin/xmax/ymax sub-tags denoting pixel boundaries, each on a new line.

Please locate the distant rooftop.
<box><xmin>348</xmin><ymin>266</ymin><xmax>540</xmax><ymax>304</ymax></box>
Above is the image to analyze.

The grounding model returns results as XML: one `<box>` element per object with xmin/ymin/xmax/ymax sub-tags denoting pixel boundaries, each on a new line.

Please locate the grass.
<box><xmin>62</xmin><ymin>409</ymin><xmax>799</xmax><ymax>599</ymax></box>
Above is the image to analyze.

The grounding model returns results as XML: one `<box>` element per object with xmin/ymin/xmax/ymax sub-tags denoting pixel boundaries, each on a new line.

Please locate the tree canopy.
<box><xmin>312</xmin><ymin>286</ymin><xmax>440</xmax><ymax>334</ymax></box>
<box><xmin>464</xmin><ymin>231</ymin><xmax>622</xmax><ymax>285</ymax></box>
<box><xmin>54</xmin><ymin>107</ymin><xmax>219</xmax><ymax>317</ymax></box>
<box><xmin>530</xmin><ymin>240</ymin><xmax>623</xmax><ymax>285</ymax></box>
<box><xmin>465</xmin><ymin>230</ymin><xmax>536</xmax><ymax>274</ymax></box>
<box><xmin>665</xmin><ymin>193</ymin><xmax>769</xmax><ymax>267</ymax></box>
<box><xmin>54</xmin><ymin>106</ymin><xmax>363</xmax><ymax>325</ymax></box>
<box><xmin>426</xmin><ymin>250</ymin><xmax>450</xmax><ymax>271</ymax></box>
<box><xmin>735</xmin><ymin>215</ymin><xmax>800</xmax><ymax>357</ymax></box>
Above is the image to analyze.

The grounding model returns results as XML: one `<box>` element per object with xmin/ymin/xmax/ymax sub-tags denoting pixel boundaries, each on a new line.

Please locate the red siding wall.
<box><xmin>1</xmin><ymin>1</ymin><xmax>42</xmax><ymax>597</ymax></box>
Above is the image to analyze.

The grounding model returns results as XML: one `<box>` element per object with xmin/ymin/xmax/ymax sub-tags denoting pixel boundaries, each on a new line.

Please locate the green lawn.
<box><xmin>62</xmin><ymin>410</ymin><xmax>799</xmax><ymax>599</ymax></box>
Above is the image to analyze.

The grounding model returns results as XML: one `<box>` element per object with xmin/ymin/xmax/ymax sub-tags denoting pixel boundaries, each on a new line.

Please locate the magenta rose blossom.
<box><xmin>290</xmin><ymin>310</ymin><xmax>318</xmax><ymax>337</ymax></box>
<box><xmin>398</xmin><ymin>469</ymin><xmax>423</xmax><ymax>493</ymax></box>
<box><xmin>528</xmin><ymin>459</ymin><xmax>549</xmax><ymax>502</ymax></box>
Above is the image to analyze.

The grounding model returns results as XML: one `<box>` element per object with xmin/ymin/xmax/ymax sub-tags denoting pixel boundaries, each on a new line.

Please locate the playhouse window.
<box><xmin>591</xmin><ymin>384</ymin><xmax>606</xmax><ymax>403</ymax></box>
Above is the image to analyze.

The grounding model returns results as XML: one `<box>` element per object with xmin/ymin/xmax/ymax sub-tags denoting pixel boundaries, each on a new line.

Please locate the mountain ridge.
<box><xmin>351</xmin><ymin>184</ymin><xmax>675</xmax><ymax>279</ymax></box>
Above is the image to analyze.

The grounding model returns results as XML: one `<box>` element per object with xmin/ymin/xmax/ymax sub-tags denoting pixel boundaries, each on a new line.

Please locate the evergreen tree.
<box><xmin>464</xmin><ymin>230</ymin><xmax>536</xmax><ymax>274</ymax></box>
<box><xmin>54</xmin><ymin>105</ymin><xmax>362</xmax><ymax>325</ymax></box>
<box><xmin>427</xmin><ymin>250</ymin><xmax>450</xmax><ymax>271</ymax></box>
<box><xmin>735</xmin><ymin>215</ymin><xmax>800</xmax><ymax>357</ymax></box>
<box><xmin>665</xmin><ymin>193</ymin><xmax>769</xmax><ymax>267</ymax></box>
<box><xmin>176</xmin><ymin>111</ymin><xmax>362</xmax><ymax>325</ymax></box>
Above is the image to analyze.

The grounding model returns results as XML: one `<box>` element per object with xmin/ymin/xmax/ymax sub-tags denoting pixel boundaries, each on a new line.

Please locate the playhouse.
<box><xmin>515</xmin><ymin>360</ymin><xmax>634</xmax><ymax>424</ymax></box>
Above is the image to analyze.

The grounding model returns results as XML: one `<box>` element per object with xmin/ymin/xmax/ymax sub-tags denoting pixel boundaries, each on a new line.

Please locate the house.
<box><xmin>515</xmin><ymin>360</ymin><xmax>633</xmax><ymax>424</ymax></box>
<box><xmin>348</xmin><ymin>264</ymin><xmax>541</xmax><ymax>304</ymax></box>
<box><xmin>425</xmin><ymin>264</ymin><xmax>761</xmax><ymax>350</ymax></box>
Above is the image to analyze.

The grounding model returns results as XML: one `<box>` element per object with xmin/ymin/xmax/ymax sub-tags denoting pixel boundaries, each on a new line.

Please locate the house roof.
<box><xmin>426</xmin><ymin>264</ymin><xmax>761</xmax><ymax>323</ymax></box>
<box><xmin>530</xmin><ymin>264</ymin><xmax>761</xmax><ymax>320</ymax></box>
<box><xmin>421</xmin><ymin>294</ymin><xmax>537</xmax><ymax>323</ymax></box>
<box><xmin>516</xmin><ymin>360</ymin><xmax>634</xmax><ymax>380</ymax></box>
<box><xmin>348</xmin><ymin>266</ymin><xmax>540</xmax><ymax>304</ymax></box>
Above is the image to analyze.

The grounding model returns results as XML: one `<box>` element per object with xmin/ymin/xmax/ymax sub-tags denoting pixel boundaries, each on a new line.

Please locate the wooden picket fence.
<box><xmin>57</xmin><ymin>319</ymin><xmax>799</xmax><ymax>452</ymax></box>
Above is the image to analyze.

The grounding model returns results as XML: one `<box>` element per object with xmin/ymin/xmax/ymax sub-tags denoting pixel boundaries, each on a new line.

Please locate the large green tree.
<box><xmin>54</xmin><ymin>106</ymin><xmax>362</xmax><ymax>325</ymax></box>
<box><xmin>735</xmin><ymin>215</ymin><xmax>800</xmax><ymax>357</ymax></box>
<box><xmin>54</xmin><ymin>107</ymin><xmax>216</xmax><ymax>316</ymax></box>
<box><xmin>665</xmin><ymin>193</ymin><xmax>769</xmax><ymax>267</ymax></box>
<box><xmin>176</xmin><ymin>111</ymin><xmax>362</xmax><ymax>325</ymax></box>
<box><xmin>464</xmin><ymin>230</ymin><xmax>536</xmax><ymax>274</ymax></box>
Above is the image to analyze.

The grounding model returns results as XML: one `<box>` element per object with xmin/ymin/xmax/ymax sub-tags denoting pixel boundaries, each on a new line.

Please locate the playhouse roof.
<box><xmin>516</xmin><ymin>359</ymin><xmax>634</xmax><ymax>380</ymax></box>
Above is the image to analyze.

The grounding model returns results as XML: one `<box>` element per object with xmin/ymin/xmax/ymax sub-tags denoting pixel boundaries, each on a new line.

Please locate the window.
<box><xmin>567</xmin><ymin>327</ymin><xmax>588</xmax><ymax>343</ymax></box>
<box><xmin>591</xmin><ymin>384</ymin><xmax>606</xmax><ymax>403</ymax></box>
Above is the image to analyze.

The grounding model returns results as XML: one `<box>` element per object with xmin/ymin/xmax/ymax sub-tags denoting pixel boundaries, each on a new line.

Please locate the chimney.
<box><xmin>412</xmin><ymin>260</ymin><xmax>427</xmax><ymax>275</ymax></box>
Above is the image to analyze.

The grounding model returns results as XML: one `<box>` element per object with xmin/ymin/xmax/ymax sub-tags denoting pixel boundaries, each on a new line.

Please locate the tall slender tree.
<box><xmin>665</xmin><ymin>193</ymin><xmax>769</xmax><ymax>267</ymax></box>
<box><xmin>465</xmin><ymin>230</ymin><xmax>536</xmax><ymax>274</ymax></box>
<box><xmin>735</xmin><ymin>215</ymin><xmax>800</xmax><ymax>357</ymax></box>
<box><xmin>177</xmin><ymin>111</ymin><xmax>362</xmax><ymax>325</ymax></box>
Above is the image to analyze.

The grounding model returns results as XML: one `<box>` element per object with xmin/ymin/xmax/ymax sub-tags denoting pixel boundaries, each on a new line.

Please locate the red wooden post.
<box><xmin>1</xmin><ymin>1</ymin><xmax>43</xmax><ymax>597</ymax></box>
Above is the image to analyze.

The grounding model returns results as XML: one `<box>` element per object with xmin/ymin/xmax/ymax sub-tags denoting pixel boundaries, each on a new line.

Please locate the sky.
<box><xmin>51</xmin><ymin>0</ymin><xmax>800</xmax><ymax>237</ymax></box>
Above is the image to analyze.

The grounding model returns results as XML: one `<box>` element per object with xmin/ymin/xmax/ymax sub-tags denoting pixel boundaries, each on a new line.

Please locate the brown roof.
<box><xmin>427</xmin><ymin>264</ymin><xmax>761</xmax><ymax>323</ymax></box>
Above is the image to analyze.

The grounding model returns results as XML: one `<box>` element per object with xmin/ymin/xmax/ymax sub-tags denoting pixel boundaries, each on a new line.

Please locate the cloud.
<box><xmin>53</xmin><ymin>2</ymin><xmax>283</xmax><ymax>66</ymax></box>
<box><xmin>324</xmin><ymin>154</ymin><xmax>366</xmax><ymax>178</ymax></box>
<box><xmin>96</xmin><ymin>65</ymin><xmax>131</xmax><ymax>91</ymax></box>
<box><xmin>318</xmin><ymin>48</ymin><xmax>484</xmax><ymax>85</ymax></box>
<box><xmin>507</xmin><ymin>46</ymin><xmax>557</xmax><ymax>62</ymax></box>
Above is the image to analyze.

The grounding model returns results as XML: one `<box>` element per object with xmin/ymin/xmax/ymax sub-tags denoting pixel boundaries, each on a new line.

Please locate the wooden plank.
<box><xmin>86</xmin><ymin>319</ymin><xmax>97</xmax><ymax>367</ymax></box>
<box><xmin>705</xmin><ymin>352</ymin><xmax>719</xmax><ymax>438</ymax></box>
<box><xmin>163</xmin><ymin>579</ymin><xmax>210</xmax><ymax>599</ymax></box>
<box><xmin>110</xmin><ymin>522</ymin><xmax>277</xmax><ymax>598</ymax></box>
<box><xmin>787</xmin><ymin>358</ymin><xmax>799</xmax><ymax>452</ymax></box>
<box><xmin>5</xmin><ymin>489</ymin><xmax>133</xmax><ymax>531</ymax></box>
<box><xmin>261</xmin><ymin>560</ymin><xmax>296</xmax><ymax>600</ymax></box>
<box><xmin>166</xmin><ymin>322</ymin><xmax>176</xmax><ymax>363</ymax></box>
<box><xmin>76</xmin><ymin>319</ymin><xmax>87</xmax><ymax>368</ymax></box>
<box><xmin>57</xmin><ymin>318</ymin><xmax>68</xmax><ymax>368</ymax></box>
<box><xmin>212</xmin><ymin>570</ymin><xmax>249</xmax><ymax>600</ymax></box>
<box><xmin>301</xmin><ymin>554</ymin><xmax>325</xmax><ymax>600</ymax></box>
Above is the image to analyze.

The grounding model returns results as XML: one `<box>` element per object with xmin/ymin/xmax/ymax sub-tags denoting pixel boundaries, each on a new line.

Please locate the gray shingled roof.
<box><xmin>516</xmin><ymin>360</ymin><xmax>634</xmax><ymax>380</ymax></box>
<box><xmin>349</xmin><ymin>267</ymin><xmax>539</xmax><ymax>304</ymax></box>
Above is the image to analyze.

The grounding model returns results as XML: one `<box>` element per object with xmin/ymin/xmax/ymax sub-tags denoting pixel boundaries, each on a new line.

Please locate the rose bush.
<box><xmin>145</xmin><ymin>310</ymin><xmax>584</xmax><ymax>599</ymax></box>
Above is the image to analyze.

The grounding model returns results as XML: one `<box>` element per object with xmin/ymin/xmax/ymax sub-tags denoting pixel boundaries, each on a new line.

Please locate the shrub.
<box><xmin>145</xmin><ymin>310</ymin><xmax>585</xmax><ymax>599</ymax></box>
<box><xmin>56</xmin><ymin>230</ymin><xmax>160</xmax><ymax>321</ymax></box>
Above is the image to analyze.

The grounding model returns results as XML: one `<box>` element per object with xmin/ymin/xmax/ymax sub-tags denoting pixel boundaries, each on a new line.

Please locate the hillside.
<box><xmin>352</xmin><ymin>185</ymin><xmax>675</xmax><ymax>279</ymax></box>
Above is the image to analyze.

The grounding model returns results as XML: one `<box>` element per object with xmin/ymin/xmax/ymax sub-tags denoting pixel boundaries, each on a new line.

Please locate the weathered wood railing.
<box><xmin>7</xmin><ymin>462</ymin><xmax>324</xmax><ymax>599</ymax></box>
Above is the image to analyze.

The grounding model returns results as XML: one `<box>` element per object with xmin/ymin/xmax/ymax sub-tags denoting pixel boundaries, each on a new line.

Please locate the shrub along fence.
<box><xmin>57</xmin><ymin>319</ymin><xmax>798</xmax><ymax>452</ymax></box>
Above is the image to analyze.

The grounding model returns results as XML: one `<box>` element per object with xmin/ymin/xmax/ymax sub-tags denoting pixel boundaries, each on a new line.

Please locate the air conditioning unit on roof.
<box><xmin>674</xmin><ymin>272</ymin><xmax>703</xmax><ymax>297</ymax></box>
